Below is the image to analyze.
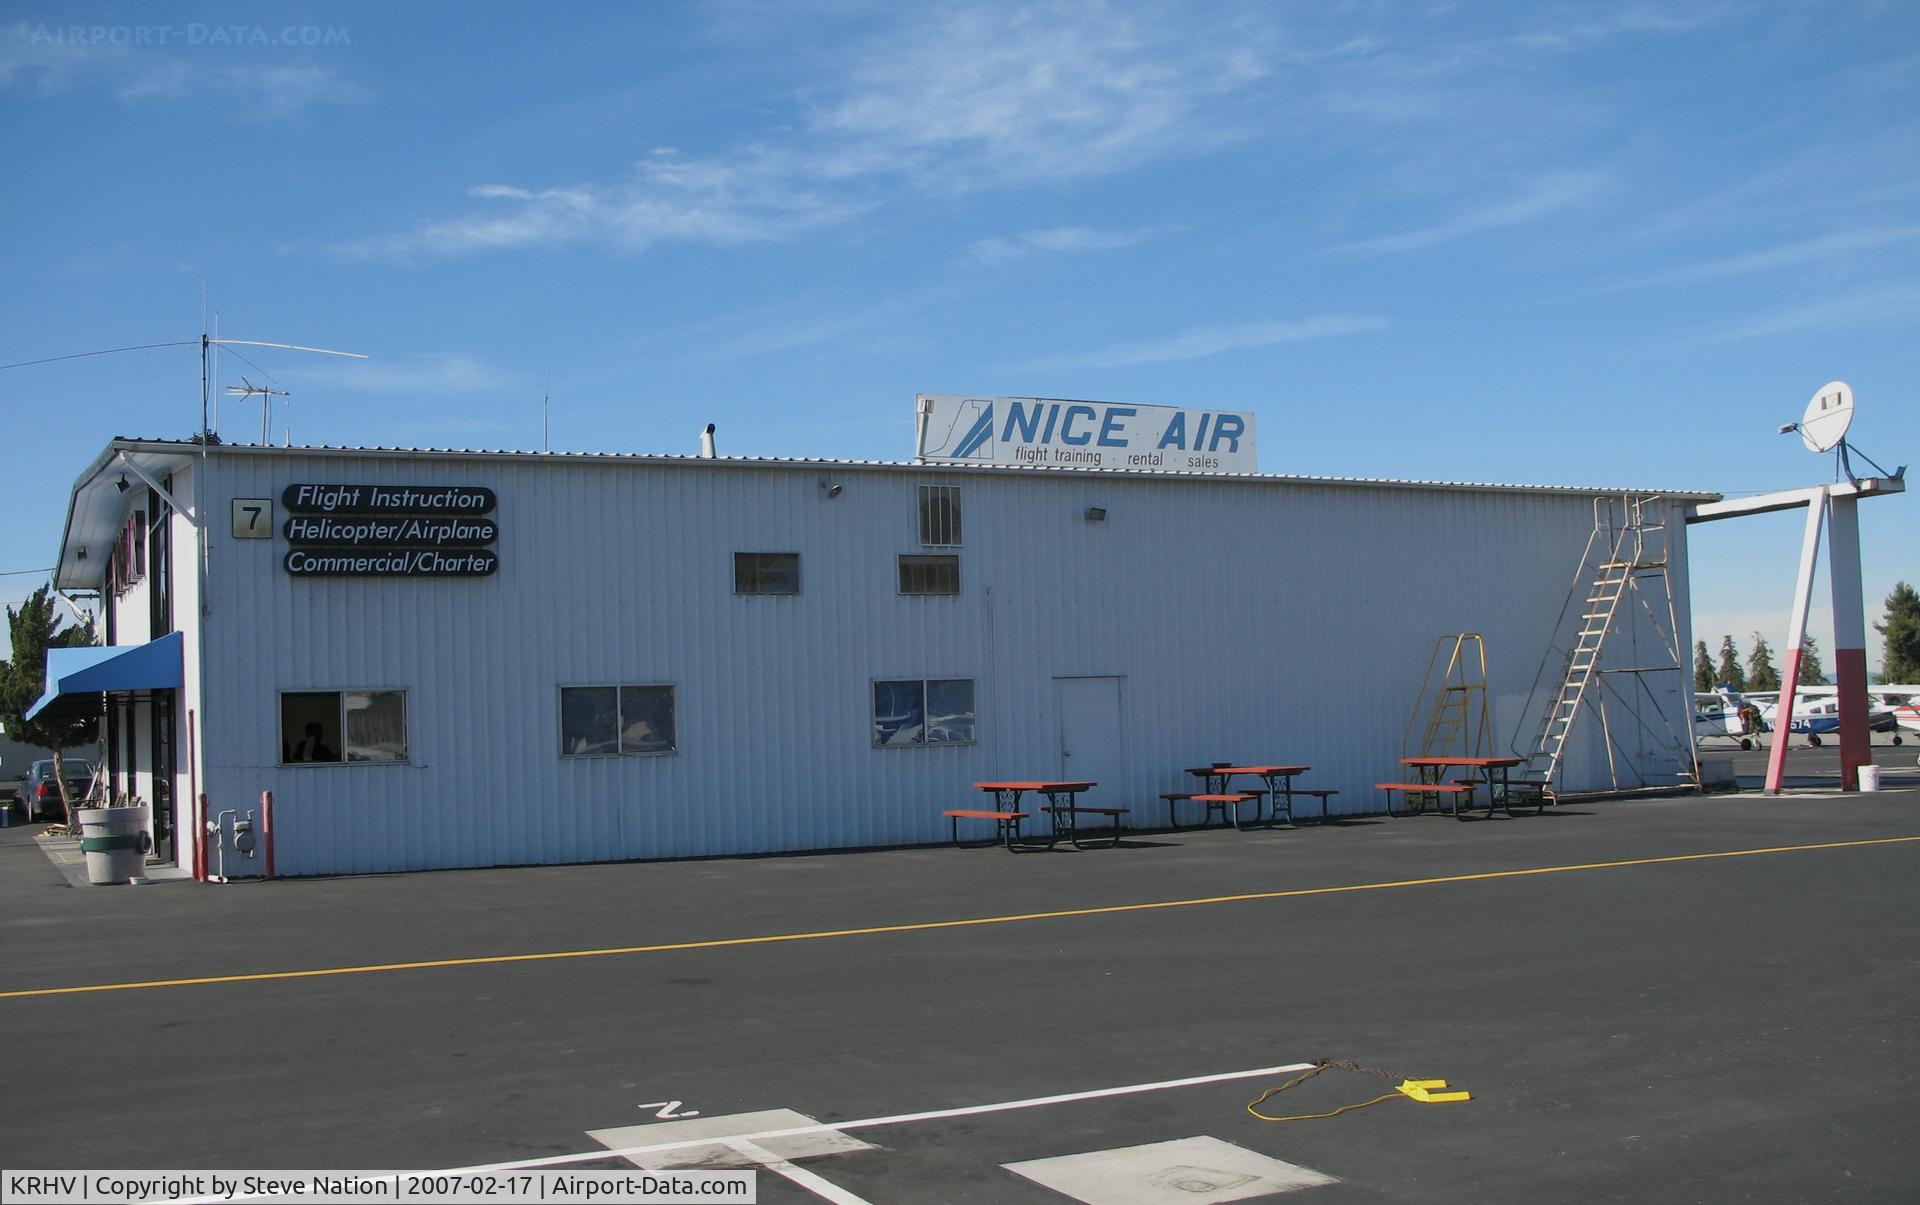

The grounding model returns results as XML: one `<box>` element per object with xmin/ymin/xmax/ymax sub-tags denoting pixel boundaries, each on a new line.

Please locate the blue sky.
<box><xmin>2</xmin><ymin>1</ymin><xmax>1914</xmax><ymax>671</ymax></box>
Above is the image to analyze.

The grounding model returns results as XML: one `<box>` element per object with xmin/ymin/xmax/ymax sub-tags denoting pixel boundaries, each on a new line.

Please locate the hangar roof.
<box><xmin>53</xmin><ymin>437</ymin><xmax>1720</xmax><ymax>591</ymax></box>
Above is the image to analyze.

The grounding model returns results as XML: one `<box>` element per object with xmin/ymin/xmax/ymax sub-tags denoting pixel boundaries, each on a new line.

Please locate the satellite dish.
<box><xmin>1800</xmin><ymin>380</ymin><xmax>1854</xmax><ymax>453</ymax></box>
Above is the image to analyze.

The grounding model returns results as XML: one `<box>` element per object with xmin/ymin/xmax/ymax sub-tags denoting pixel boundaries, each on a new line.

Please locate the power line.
<box><xmin>0</xmin><ymin>340</ymin><xmax>198</xmax><ymax>371</ymax></box>
<box><xmin>0</xmin><ymin>567</ymin><xmax>55</xmax><ymax>577</ymax></box>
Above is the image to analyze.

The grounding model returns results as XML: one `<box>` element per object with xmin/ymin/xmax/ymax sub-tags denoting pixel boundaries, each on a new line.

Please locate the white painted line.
<box><xmin>728</xmin><ymin>1138</ymin><xmax>876</xmax><ymax>1205</ymax></box>
<box><xmin>447</xmin><ymin>1061</ymin><xmax>1320</xmax><ymax>1174</ymax></box>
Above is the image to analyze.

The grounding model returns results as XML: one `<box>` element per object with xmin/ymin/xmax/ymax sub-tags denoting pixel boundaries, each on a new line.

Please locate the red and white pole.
<box><xmin>1827</xmin><ymin>494</ymin><xmax>1871</xmax><ymax>790</ymax></box>
<box><xmin>1765</xmin><ymin>487</ymin><xmax>1828</xmax><ymax>794</ymax></box>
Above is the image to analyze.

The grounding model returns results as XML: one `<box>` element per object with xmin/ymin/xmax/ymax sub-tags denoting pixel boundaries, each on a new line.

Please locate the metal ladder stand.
<box><xmin>1406</xmin><ymin>634</ymin><xmax>1491</xmax><ymax>759</ymax></box>
<box><xmin>1519</xmin><ymin>495</ymin><xmax>1698</xmax><ymax>799</ymax></box>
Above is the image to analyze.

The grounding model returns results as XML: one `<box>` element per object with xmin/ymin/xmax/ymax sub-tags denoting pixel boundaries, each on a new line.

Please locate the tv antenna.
<box><xmin>1777</xmin><ymin>380</ymin><xmax>1905</xmax><ymax>486</ymax></box>
<box><xmin>227</xmin><ymin>377</ymin><xmax>290</xmax><ymax>445</ymax></box>
<box><xmin>197</xmin><ymin>335</ymin><xmax>363</xmax><ymax>443</ymax></box>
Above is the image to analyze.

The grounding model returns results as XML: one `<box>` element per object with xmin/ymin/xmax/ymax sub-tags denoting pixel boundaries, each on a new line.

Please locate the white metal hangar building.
<box><xmin>36</xmin><ymin>395</ymin><xmax>1713</xmax><ymax>877</ymax></box>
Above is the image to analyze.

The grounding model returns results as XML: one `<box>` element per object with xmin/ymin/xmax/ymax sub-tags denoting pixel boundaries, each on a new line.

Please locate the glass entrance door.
<box><xmin>150</xmin><ymin>691</ymin><xmax>176</xmax><ymax>864</ymax></box>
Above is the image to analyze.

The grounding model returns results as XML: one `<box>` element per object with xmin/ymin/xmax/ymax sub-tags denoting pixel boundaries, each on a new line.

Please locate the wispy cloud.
<box><xmin>1027</xmin><ymin>314</ymin><xmax>1387</xmax><ymax>369</ymax></box>
<box><xmin>341</xmin><ymin>151</ymin><xmax>859</xmax><ymax>259</ymax></box>
<box><xmin>965</xmin><ymin>224</ymin><xmax>1181</xmax><ymax>265</ymax></box>
<box><xmin>343</xmin><ymin>3</ymin><xmax>1270</xmax><ymax>260</ymax></box>
<box><xmin>1620</xmin><ymin>226</ymin><xmax>1920</xmax><ymax>289</ymax></box>
<box><xmin>222</xmin><ymin>65</ymin><xmax>365</xmax><ymax>117</ymax></box>
<box><xmin>0</xmin><ymin>20</ymin><xmax>114</xmax><ymax>91</ymax></box>
<box><xmin>0</xmin><ymin>21</ymin><xmax>362</xmax><ymax>114</ymax></box>
<box><xmin>1699</xmin><ymin>284</ymin><xmax>1920</xmax><ymax>343</ymax></box>
<box><xmin>811</xmin><ymin>4</ymin><xmax>1268</xmax><ymax>186</ymax></box>
<box><xmin>291</xmin><ymin>353</ymin><xmax>521</xmax><ymax>396</ymax></box>
<box><xmin>1330</xmin><ymin>170</ymin><xmax>1610</xmax><ymax>255</ymax></box>
<box><xmin>1501</xmin><ymin>3</ymin><xmax>1730</xmax><ymax>53</ymax></box>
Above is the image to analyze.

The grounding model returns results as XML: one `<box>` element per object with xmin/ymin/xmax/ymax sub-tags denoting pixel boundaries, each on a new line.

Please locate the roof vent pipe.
<box><xmin>700</xmin><ymin>423</ymin><xmax>717</xmax><ymax>458</ymax></box>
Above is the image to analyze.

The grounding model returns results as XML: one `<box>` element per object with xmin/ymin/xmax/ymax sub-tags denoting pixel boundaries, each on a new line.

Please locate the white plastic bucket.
<box><xmin>1858</xmin><ymin>764</ymin><xmax>1882</xmax><ymax>792</ymax></box>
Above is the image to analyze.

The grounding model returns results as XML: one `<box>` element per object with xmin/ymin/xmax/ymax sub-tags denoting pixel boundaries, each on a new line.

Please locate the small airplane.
<box><xmin>1694</xmin><ymin>688</ymin><xmax>1769</xmax><ymax>750</ymax></box>
<box><xmin>1869</xmin><ymin>686</ymin><xmax>1920</xmax><ymax>735</ymax></box>
<box><xmin>1745</xmin><ymin>687</ymin><xmax>1903</xmax><ymax>746</ymax></box>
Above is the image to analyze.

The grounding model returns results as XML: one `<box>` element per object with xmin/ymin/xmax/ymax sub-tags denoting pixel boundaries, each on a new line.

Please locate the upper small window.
<box><xmin>918</xmin><ymin>485</ymin><xmax>961</xmax><ymax>547</ymax></box>
<box><xmin>734</xmin><ymin>552</ymin><xmax>800</xmax><ymax>595</ymax></box>
<box><xmin>899</xmin><ymin>554</ymin><xmax>959</xmax><ymax>596</ymax></box>
<box><xmin>111</xmin><ymin>510</ymin><xmax>147</xmax><ymax>594</ymax></box>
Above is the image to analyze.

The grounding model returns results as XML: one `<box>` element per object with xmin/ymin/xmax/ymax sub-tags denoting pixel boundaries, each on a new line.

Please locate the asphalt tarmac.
<box><xmin>3</xmin><ymin>759</ymin><xmax>1917</xmax><ymax>1203</ymax></box>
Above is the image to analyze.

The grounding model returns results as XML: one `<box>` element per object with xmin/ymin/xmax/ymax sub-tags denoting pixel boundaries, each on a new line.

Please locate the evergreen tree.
<box><xmin>1796</xmin><ymin>635</ymin><xmax>1827</xmax><ymax>686</ymax></box>
<box><xmin>1715</xmin><ymin>635</ymin><xmax>1746</xmax><ymax>692</ymax></box>
<box><xmin>1876</xmin><ymin>581</ymin><xmax>1920</xmax><ymax>683</ymax></box>
<box><xmin>1747</xmin><ymin>633</ymin><xmax>1780</xmax><ymax>692</ymax></box>
<box><xmin>0</xmin><ymin>586</ymin><xmax>100</xmax><ymax>827</ymax></box>
<box><xmin>1693</xmin><ymin>640</ymin><xmax>1714</xmax><ymax>692</ymax></box>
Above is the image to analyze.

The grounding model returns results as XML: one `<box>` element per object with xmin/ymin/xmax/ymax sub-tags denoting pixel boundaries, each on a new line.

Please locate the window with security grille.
<box><xmin>918</xmin><ymin>484</ymin><xmax>961</xmax><ymax>546</ymax></box>
<box><xmin>898</xmin><ymin>554</ymin><xmax>959</xmax><ymax>595</ymax></box>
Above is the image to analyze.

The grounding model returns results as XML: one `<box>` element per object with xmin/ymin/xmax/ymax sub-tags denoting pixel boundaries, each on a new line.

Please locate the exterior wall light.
<box><xmin>1085</xmin><ymin>506</ymin><xmax>1107</xmax><ymax>522</ymax></box>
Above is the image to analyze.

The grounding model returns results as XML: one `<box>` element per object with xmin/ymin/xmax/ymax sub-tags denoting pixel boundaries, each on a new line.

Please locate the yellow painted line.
<box><xmin>4</xmin><ymin>834</ymin><xmax>1917</xmax><ymax>1001</ymax></box>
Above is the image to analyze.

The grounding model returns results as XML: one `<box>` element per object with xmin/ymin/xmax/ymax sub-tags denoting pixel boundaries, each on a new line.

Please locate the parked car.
<box><xmin>16</xmin><ymin>758</ymin><xmax>94</xmax><ymax>821</ymax></box>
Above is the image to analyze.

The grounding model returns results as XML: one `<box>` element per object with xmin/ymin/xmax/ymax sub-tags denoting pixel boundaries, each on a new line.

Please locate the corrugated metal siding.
<box><xmin>194</xmin><ymin>454</ymin><xmax>1695</xmax><ymax>875</ymax></box>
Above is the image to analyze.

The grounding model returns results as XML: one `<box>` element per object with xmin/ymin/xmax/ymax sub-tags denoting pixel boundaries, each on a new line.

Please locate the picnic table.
<box><xmin>959</xmin><ymin>781</ymin><xmax>1124</xmax><ymax>850</ymax></box>
<box><xmin>1171</xmin><ymin>765</ymin><xmax>1334</xmax><ymax>827</ymax></box>
<box><xmin>1386</xmin><ymin>756</ymin><xmax>1536</xmax><ymax>820</ymax></box>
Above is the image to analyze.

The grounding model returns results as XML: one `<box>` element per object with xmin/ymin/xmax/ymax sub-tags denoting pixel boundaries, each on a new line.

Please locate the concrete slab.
<box><xmin>587</xmin><ymin>1109</ymin><xmax>875</xmax><ymax>1170</ymax></box>
<box><xmin>30</xmin><ymin>831</ymin><xmax>193</xmax><ymax>888</ymax></box>
<box><xmin>1005</xmin><ymin>1136</ymin><xmax>1336</xmax><ymax>1203</ymax></box>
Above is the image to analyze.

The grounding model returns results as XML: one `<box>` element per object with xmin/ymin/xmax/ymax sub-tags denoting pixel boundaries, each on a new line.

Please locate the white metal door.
<box><xmin>1057</xmin><ymin>676</ymin><xmax>1125</xmax><ymax>806</ymax></box>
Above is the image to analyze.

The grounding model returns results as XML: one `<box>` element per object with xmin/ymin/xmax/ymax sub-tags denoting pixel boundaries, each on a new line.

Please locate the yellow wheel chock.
<box><xmin>1396</xmin><ymin>1078</ymin><xmax>1471</xmax><ymax>1103</ymax></box>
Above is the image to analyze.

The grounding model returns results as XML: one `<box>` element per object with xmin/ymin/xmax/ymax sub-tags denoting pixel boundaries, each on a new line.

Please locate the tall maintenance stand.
<box><xmin>1515</xmin><ymin>494</ymin><xmax>1698</xmax><ymax>799</ymax></box>
<box><xmin>1405</xmin><ymin>634</ymin><xmax>1492</xmax><ymax>759</ymax></box>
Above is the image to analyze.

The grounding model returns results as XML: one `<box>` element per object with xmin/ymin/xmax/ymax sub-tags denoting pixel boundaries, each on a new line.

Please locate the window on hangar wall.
<box><xmin>873</xmin><ymin>678</ymin><xmax>975</xmax><ymax>747</ymax></box>
<box><xmin>918</xmin><ymin>484</ymin><xmax>961</xmax><ymax>546</ymax></box>
<box><xmin>281</xmin><ymin>690</ymin><xmax>408</xmax><ymax>765</ymax></box>
<box><xmin>898</xmin><ymin>554</ymin><xmax>959</xmax><ymax>595</ymax></box>
<box><xmin>734</xmin><ymin>552</ymin><xmax>800</xmax><ymax>595</ymax></box>
<box><xmin>560</xmin><ymin>684</ymin><xmax>677</xmax><ymax>757</ymax></box>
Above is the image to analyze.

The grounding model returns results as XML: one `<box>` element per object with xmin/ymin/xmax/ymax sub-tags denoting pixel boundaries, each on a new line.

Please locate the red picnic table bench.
<box><xmin>948</xmin><ymin>781</ymin><xmax>1126</xmax><ymax>850</ymax></box>
<box><xmin>1378</xmin><ymin>756</ymin><xmax>1538</xmax><ymax>820</ymax></box>
<box><xmin>1168</xmin><ymin>765</ymin><xmax>1337</xmax><ymax>827</ymax></box>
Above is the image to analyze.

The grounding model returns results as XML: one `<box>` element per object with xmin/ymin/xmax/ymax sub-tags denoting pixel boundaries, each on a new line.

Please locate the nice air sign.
<box><xmin>915</xmin><ymin>394</ymin><xmax>1257</xmax><ymax>473</ymax></box>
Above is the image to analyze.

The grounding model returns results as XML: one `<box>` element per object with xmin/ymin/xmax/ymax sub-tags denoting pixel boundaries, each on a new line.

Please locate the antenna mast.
<box><xmin>0</xmin><ymin>325</ymin><xmax>365</xmax><ymax>442</ymax></box>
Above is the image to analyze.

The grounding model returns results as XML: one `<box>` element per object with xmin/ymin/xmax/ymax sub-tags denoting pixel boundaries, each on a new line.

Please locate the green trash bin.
<box><xmin>76</xmin><ymin>805</ymin><xmax>151</xmax><ymax>885</ymax></box>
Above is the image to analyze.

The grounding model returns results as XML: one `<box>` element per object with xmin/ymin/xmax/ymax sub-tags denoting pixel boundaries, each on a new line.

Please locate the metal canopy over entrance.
<box><xmin>25</xmin><ymin>632</ymin><xmax>184</xmax><ymax>722</ymax></box>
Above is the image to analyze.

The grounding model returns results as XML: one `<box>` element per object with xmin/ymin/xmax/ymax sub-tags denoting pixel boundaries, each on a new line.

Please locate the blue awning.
<box><xmin>24</xmin><ymin>632</ymin><xmax>184</xmax><ymax>721</ymax></box>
